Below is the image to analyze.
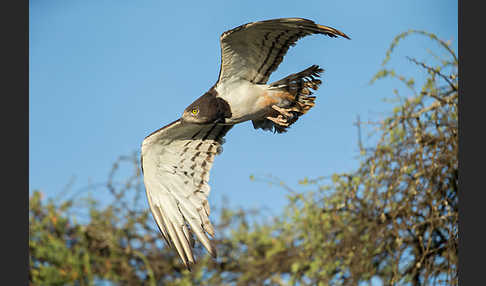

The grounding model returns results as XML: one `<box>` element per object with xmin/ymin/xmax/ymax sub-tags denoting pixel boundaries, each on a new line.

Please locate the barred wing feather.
<box><xmin>218</xmin><ymin>17</ymin><xmax>349</xmax><ymax>85</ymax></box>
<box><xmin>141</xmin><ymin>119</ymin><xmax>232</xmax><ymax>267</ymax></box>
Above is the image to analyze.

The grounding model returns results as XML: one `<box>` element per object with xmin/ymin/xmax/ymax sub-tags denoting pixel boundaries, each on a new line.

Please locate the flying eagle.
<box><xmin>141</xmin><ymin>18</ymin><xmax>349</xmax><ymax>268</ymax></box>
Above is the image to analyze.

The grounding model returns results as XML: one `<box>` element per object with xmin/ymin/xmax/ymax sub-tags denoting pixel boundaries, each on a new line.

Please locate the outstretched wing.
<box><xmin>217</xmin><ymin>17</ymin><xmax>349</xmax><ymax>85</ymax></box>
<box><xmin>141</xmin><ymin>119</ymin><xmax>233</xmax><ymax>267</ymax></box>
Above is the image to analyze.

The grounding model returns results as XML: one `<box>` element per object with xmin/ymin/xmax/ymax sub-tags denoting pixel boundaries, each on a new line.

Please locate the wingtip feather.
<box><xmin>315</xmin><ymin>24</ymin><xmax>350</xmax><ymax>40</ymax></box>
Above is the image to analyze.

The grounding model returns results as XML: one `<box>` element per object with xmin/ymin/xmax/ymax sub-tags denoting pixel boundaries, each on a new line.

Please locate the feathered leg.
<box><xmin>258</xmin><ymin>65</ymin><xmax>323</xmax><ymax>133</ymax></box>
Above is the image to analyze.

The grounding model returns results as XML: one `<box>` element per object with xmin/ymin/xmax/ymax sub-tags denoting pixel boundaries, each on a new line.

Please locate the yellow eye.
<box><xmin>191</xmin><ymin>109</ymin><xmax>199</xmax><ymax>115</ymax></box>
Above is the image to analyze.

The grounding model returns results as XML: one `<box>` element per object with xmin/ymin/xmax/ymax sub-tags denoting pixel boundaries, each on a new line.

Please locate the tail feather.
<box><xmin>252</xmin><ymin>65</ymin><xmax>324</xmax><ymax>133</ymax></box>
<box><xmin>269</xmin><ymin>64</ymin><xmax>323</xmax><ymax>95</ymax></box>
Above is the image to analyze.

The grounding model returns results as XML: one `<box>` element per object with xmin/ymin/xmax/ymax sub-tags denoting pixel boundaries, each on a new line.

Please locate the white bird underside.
<box><xmin>215</xmin><ymin>79</ymin><xmax>272</xmax><ymax>124</ymax></box>
<box><xmin>141</xmin><ymin>17</ymin><xmax>349</xmax><ymax>268</ymax></box>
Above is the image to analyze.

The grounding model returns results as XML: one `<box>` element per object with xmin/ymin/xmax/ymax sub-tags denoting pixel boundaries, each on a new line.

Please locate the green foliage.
<box><xmin>30</xmin><ymin>31</ymin><xmax>457</xmax><ymax>286</ymax></box>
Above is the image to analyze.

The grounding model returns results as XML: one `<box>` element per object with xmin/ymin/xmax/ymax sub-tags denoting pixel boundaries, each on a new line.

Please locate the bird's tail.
<box><xmin>252</xmin><ymin>65</ymin><xmax>323</xmax><ymax>133</ymax></box>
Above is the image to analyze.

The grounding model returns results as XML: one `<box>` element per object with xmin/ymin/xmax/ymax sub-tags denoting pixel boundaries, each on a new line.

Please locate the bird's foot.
<box><xmin>271</xmin><ymin>105</ymin><xmax>298</xmax><ymax>117</ymax></box>
<box><xmin>266</xmin><ymin>105</ymin><xmax>300</xmax><ymax>127</ymax></box>
<box><xmin>266</xmin><ymin>114</ymin><xmax>290</xmax><ymax>127</ymax></box>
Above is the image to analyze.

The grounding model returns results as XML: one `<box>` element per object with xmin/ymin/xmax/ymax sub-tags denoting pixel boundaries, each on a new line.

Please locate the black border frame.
<box><xmin>3</xmin><ymin>0</ymin><xmax>29</xmax><ymax>284</ymax></box>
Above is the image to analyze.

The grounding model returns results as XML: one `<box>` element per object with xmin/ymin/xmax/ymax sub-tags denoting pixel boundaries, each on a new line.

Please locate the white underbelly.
<box><xmin>215</xmin><ymin>80</ymin><xmax>269</xmax><ymax>124</ymax></box>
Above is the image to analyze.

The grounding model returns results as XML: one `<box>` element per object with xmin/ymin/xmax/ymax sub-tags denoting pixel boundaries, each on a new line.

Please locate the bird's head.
<box><xmin>181</xmin><ymin>89</ymin><xmax>231</xmax><ymax>124</ymax></box>
<box><xmin>182</xmin><ymin>105</ymin><xmax>205</xmax><ymax>124</ymax></box>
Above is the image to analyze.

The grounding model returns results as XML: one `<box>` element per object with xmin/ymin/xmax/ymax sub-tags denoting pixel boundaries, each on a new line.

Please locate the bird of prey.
<box><xmin>141</xmin><ymin>18</ymin><xmax>349</xmax><ymax>268</ymax></box>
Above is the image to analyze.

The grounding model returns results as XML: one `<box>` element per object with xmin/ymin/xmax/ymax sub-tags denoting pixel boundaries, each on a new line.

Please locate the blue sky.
<box><xmin>30</xmin><ymin>0</ymin><xmax>457</xmax><ymax>215</ymax></box>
